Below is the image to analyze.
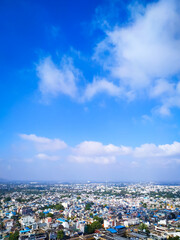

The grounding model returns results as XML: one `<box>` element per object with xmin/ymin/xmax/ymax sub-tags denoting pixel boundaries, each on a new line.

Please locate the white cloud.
<box><xmin>33</xmin><ymin>0</ymin><xmax>180</xmax><ymax>116</ymax></box>
<box><xmin>19</xmin><ymin>134</ymin><xmax>67</xmax><ymax>152</ymax></box>
<box><xmin>134</xmin><ymin>143</ymin><xmax>161</xmax><ymax>158</ymax></box>
<box><xmin>158</xmin><ymin>82</ymin><xmax>180</xmax><ymax>115</ymax></box>
<box><xmin>36</xmin><ymin>153</ymin><xmax>60</xmax><ymax>161</ymax></box>
<box><xmin>150</xmin><ymin>79</ymin><xmax>180</xmax><ymax>116</ymax></box>
<box><xmin>70</xmin><ymin>141</ymin><xmax>132</xmax><ymax>164</ymax></box>
<box><xmin>134</xmin><ymin>141</ymin><xmax>180</xmax><ymax>158</ymax></box>
<box><xmin>69</xmin><ymin>155</ymin><xmax>116</xmax><ymax>164</ymax></box>
<box><xmin>142</xmin><ymin>114</ymin><xmax>152</xmax><ymax>122</ymax></box>
<box><xmin>83</xmin><ymin>77</ymin><xmax>135</xmax><ymax>102</ymax></box>
<box><xmin>73</xmin><ymin>141</ymin><xmax>131</xmax><ymax>156</ymax></box>
<box><xmin>70</xmin><ymin>140</ymin><xmax>180</xmax><ymax>164</ymax></box>
<box><xmin>150</xmin><ymin>79</ymin><xmax>174</xmax><ymax>98</ymax></box>
<box><xmin>94</xmin><ymin>0</ymin><xmax>180</xmax><ymax>114</ymax></box>
<box><xmin>37</xmin><ymin>56</ymin><xmax>80</xmax><ymax>100</ymax></box>
<box><xmin>83</xmin><ymin>78</ymin><xmax>122</xmax><ymax>101</ymax></box>
<box><xmin>159</xmin><ymin>141</ymin><xmax>180</xmax><ymax>156</ymax></box>
<box><xmin>19</xmin><ymin>134</ymin><xmax>180</xmax><ymax>165</ymax></box>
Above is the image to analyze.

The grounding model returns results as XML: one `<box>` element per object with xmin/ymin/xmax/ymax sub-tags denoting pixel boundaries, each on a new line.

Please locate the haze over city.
<box><xmin>1</xmin><ymin>0</ymin><xmax>180</xmax><ymax>182</ymax></box>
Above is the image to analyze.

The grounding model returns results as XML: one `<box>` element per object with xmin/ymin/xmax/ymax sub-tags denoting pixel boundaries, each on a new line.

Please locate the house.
<box><xmin>3</xmin><ymin>219</ymin><xmax>14</xmax><ymax>230</ymax></box>
<box><xmin>20</xmin><ymin>216</ymin><xmax>35</xmax><ymax>227</ymax></box>
<box><xmin>56</xmin><ymin>218</ymin><xmax>69</xmax><ymax>228</ymax></box>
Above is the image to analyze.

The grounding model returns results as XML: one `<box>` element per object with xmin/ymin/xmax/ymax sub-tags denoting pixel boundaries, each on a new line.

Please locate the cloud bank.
<box><xmin>19</xmin><ymin>134</ymin><xmax>180</xmax><ymax>166</ymax></box>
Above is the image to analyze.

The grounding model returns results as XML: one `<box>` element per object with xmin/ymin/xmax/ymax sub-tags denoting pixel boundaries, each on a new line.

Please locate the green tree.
<box><xmin>86</xmin><ymin>224</ymin><xmax>94</xmax><ymax>234</ymax></box>
<box><xmin>40</xmin><ymin>203</ymin><xmax>64</xmax><ymax>211</ymax></box>
<box><xmin>143</xmin><ymin>203</ymin><xmax>147</xmax><ymax>208</ymax></box>
<box><xmin>47</xmin><ymin>213</ymin><xmax>53</xmax><ymax>218</ymax></box>
<box><xmin>169</xmin><ymin>237</ymin><xmax>180</xmax><ymax>240</ymax></box>
<box><xmin>138</xmin><ymin>223</ymin><xmax>149</xmax><ymax>234</ymax></box>
<box><xmin>16</xmin><ymin>198</ymin><xmax>26</xmax><ymax>203</ymax></box>
<box><xmin>85</xmin><ymin>203</ymin><xmax>93</xmax><ymax>211</ymax></box>
<box><xmin>9</xmin><ymin>231</ymin><xmax>19</xmax><ymax>240</ymax></box>
<box><xmin>57</xmin><ymin>230</ymin><xmax>64</xmax><ymax>240</ymax></box>
<box><xmin>4</xmin><ymin>197</ymin><xmax>11</xmax><ymax>202</ymax></box>
<box><xmin>93</xmin><ymin>216</ymin><xmax>103</xmax><ymax>224</ymax></box>
<box><xmin>39</xmin><ymin>212</ymin><xmax>45</xmax><ymax>219</ymax></box>
<box><xmin>86</xmin><ymin>221</ymin><xmax>102</xmax><ymax>234</ymax></box>
<box><xmin>0</xmin><ymin>222</ymin><xmax>4</xmax><ymax>230</ymax></box>
<box><xmin>91</xmin><ymin>221</ymin><xmax>102</xmax><ymax>230</ymax></box>
<box><xmin>54</xmin><ymin>204</ymin><xmax>64</xmax><ymax>210</ymax></box>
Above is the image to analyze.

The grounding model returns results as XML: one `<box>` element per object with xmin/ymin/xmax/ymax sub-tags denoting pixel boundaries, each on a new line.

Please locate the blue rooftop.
<box><xmin>44</xmin><ymin>210</ymin><xmax>50</xmax><ymax>214</ymax></box>
<box><xmin>79</xmin><ymin>221</ymin><xmax>85</xmax><ymax>224</ymax></box>
<box><xmin>57</xmin><ymin>218</ymin><xmax>66</xmax><ymax>222</ymax></box>
<box><xmin>107</xmin><ymin>228</ymin><xmax>117</xmax><ymax>233</ymax></box>
<box><xmin>115</xmin><ymin>225</ymin><xmax>125</xmax><ymax>229</ymax></box>
<box><xmin>20</xmin><ymin>229</ymin><xmax>31</xmax><ymax>233</ymax></box>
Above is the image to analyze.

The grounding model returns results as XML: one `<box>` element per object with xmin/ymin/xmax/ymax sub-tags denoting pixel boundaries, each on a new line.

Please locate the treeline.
<box><xmin>149</xmin><ymin>191</ymin><xmax>180</xmax><ymax>198</ymax></box>
<box><xmin>40</xmin><ymin>203</ymin><xmax>64</xmax><ymax>211</ymax></box>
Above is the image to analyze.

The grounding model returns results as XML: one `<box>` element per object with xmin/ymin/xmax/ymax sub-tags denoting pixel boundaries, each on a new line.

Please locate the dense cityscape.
<box><xmin>0</xmin><ymin>182</ymin><xmax>180</xmax><ymax>240</ymax></box>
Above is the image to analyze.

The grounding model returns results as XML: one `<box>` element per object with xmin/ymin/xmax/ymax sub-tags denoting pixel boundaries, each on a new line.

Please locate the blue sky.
<box><xmin>1</xmin><ymin>0</ymin><xmax>180</xmax><ymax>182</ymax></box>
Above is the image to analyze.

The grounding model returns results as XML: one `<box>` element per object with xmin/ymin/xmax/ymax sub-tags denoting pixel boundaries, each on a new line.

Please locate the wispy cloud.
<box><xmin>69</xmin><ymin>155</ymin><xmax>116</xmax><ymax>164</ymax></box>
<box><xmin>36</xmin><ymin>56</ymin><xmax>81</xmax><ymax>102</ymax></box>
<box><xmin>51</xmin><ymin>25</ymin><xmax>60</xmax><ymax>38</ymax></box>
<box><xmin>83</xmin><ymin>77</ymin><xmax>122</xmax><ymax>101</ymax></box>
<box><xmin>35</xmin><ymin>153</ymin><xmax>60</xmax><ymax>161</ymax></box>
<box><xmin>19</xmin><ymin>133</ymin><xmax>67</xmax><ymax>152</ymax></box>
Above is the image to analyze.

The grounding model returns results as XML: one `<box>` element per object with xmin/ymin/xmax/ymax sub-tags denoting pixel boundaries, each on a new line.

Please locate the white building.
<box><xmin>20</xmin><ymin>216</ymin><xmax>35</xmax><ymax>227</ymax></box>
